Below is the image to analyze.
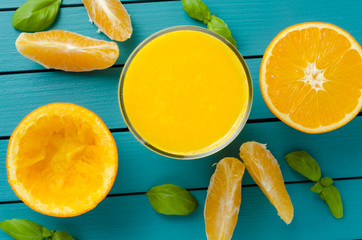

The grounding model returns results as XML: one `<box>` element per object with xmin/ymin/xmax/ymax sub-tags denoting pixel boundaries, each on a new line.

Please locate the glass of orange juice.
<box><xmin>119</xmin><ymin>26</ymin><xmax>252</xmax><ymax>159</ymax></box>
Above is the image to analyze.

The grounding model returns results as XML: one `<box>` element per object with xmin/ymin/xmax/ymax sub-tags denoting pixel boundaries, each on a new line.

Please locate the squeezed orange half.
<box><xmin>7</xmin><ymin>103</ymin><xmax>118</xmax><ymax>217</ymax></box>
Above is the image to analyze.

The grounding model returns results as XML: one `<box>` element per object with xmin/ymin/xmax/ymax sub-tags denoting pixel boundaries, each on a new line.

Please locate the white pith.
<box><xmin>302</xmin><ymin>62</ymin><xmax>328</xmax><ymax>92</ymax></box>
<box><xmin>95</xmin><ymin>0</ymin><xmax>119</xmax><ymax>25</ymax></box>
<box><xmin>84</xmin><ymin>0</ymin><xmax>132</xmax><ymax>41</ymax></box>
<box><xmin>260</xmin><ymin>22</ymin><xmax>362</xmax><ymax>133</ymax></box>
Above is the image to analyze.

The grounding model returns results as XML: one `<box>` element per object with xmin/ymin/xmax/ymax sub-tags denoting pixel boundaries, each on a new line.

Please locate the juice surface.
<box><xmin>122</xmin><ymin>29</ymin><xmax>249</xmax><ymax>156</ymax></box>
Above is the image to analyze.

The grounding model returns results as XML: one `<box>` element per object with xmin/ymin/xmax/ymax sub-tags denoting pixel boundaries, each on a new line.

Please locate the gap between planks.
<box><xmin>1</xmin><ymin>176</ymin><xmax>362</xmax><ymax>205</ymax></box>
<box><xmin>0</xmin><ymin>56</ymin><xmax>263</xmax><ymax>76</ymax></box>
<box><xmin>0</xmin><ymin>113</ymin><xmax>361</xmax><ymax>141</ymax></box>
<box><xmin>0</xmin><ymin>0</ymin><xmax>181</xmax><ymax>12</ymax></box>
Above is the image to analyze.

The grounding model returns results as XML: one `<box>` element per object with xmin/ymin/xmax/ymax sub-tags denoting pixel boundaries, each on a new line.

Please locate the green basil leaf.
<box><xmin>45</xmin><ymin>230</ymin><xmax>55</xmax><ymax>240</ymax></box>
<box><xmin>320</xmin><ymin>177</ymin><xmax>333</xmax><ymax>187</ymax></box>
<box><xmin>51</xmin><ymin>231</ymin><xmax>75</xmax><ymax>240</ymax></box>
<box><xmin>42</xmin><ymin>227</ymin><xmax>53</xmax><ymax>238</ymax></box>
<box><xmin>311</xmin><ymin>182</ymin><xmax>324</xmax><ymax>193</ymax></box>
<box><xmin>319</xmin><ymin>185</ymin><xmax>343</xmax><ymax>219</ymax></box>
<box><xmin>181</xmin><ymin>0</ymin><xmax>211</xmax><ymax>24</ymax></box>
<box><xmin>207</xmin><ymin>15</ymin><xmax>237</xmax><ymax>47</ymax></box>
<box><xmin>0</xmin><ymin>219</ymin><xmax>44</xmax><ymax>240</ymax></box>
<box><xmin>12</xmin><ymin>0</ymin><xmax>62</xmax><ymax>32</ymax></box>
<box><xmin>146</xmin><ymin>184</ymin><xmax>198</xmax><ymax>215</ymax></box>
<box><xmin>285</xmin><ymin>151</ymin><xmax>321</xmax><ymax>181</ymax></box>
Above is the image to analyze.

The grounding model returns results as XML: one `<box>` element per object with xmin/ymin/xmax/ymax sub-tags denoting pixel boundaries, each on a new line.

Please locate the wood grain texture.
<box><xmin>1</xmin><ymin>0</ymin><xmax>362</xmax><ymax>72</ymax></box>
<box><xmin>1</xmin><ymin>116</ymin><xmax>361</xmax><ymax>202</ymax></box>
<box><xmin>0</xmin><ymin>1</ymin><xmax>203</xmax><ymax>72</ymax></box>
<box><xmin>0</xmin><ymin>58</ymin><xmax>274</xmax><ymax>136</ymax></box>
<box><xmin>0</xmin><ymin>58</ymin><xmax>358</xmax><ymax>137</ymax></box>
<box><xmin>0</xmin><ymin>178</ymin><xmax>360</xmax><ymax>239</ymax></box>
<box><xmin>0</xmin><ymin>0</ymin><xmax>171</xmax><ymax>9</ymax></box>
<box><xmin>0</xmin><ymin>1</ymin><xmax>362</xmax><ymax>239</ymax></box>
<box><xmin>0</xmin><ymin>68</ymin><xmax>124</xmax><ymax>136</ymax></box>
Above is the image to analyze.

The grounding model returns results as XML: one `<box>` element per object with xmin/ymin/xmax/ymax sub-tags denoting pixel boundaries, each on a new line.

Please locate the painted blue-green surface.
<box><xmin>1</xmin><ymin>0</ymin><xmax>362</xmax><ymax>72</ymax></box>
<box><xmin>1</xmin><ymin>116</ymin><xmax>361</xmax><ymax>202</ymax></box>
<box><xmin>0</xmin><ymin>58</ymin><xmax>358</xmax><ymax>137</ymax></box>
<box><xmin>0</xmin><ymin>0</ymin><xmax>362</xmax><ymax>239</ymax></box>
<box><xmin>0</xmin><ymin>179</ymin><xmax>361</xmax><ymax>239</ymax></box>
<box><xmin>0</xmin><ymin>2</ymin><xmax>204</xmax><ymax>72</ymax></box>
<box><xmin>0</xmin><ymin>58</ymin><xmax>274</xmax><ymax>136</ymax></box>
<box><xmin>0</xmin><ymin>68</ymin><xmax>124</xmax><ymax>136</ymax></box>
<box><xmin>0</xmin><ymin>0</ymin><xmax>169</xmax><ymax>9</ymax></box>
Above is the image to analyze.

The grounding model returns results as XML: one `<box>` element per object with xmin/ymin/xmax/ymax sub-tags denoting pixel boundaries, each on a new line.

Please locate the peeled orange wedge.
<box><xmin>260</xmin><ymin>22</ymin><xmax>362</xmax><ymax>133</ymax></box>
<box><xmin>15</xmin><ymin>30</ymin><xmax>119</xmax><ymax>72</ymax></box>
<box><xmin>7</xmin><ymin>103</ymin><xmax>118</xmax><ymax>217</ymax></box>
<box><xmin>83</xmin><ymin>0</ymin><xmax>132</xmax><ymax>42</ymax></box>
<box><xmin>204</xmin><ymin>157</ymin><xmax>245</xmax><ymax>240</ymax></box>
<box><xmin>240</xmin><ymin>141</ymin><xmax>293</xmax><ymax>224</ymax></box>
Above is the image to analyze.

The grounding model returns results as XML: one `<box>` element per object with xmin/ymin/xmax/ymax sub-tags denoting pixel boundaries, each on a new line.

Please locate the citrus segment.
<box><xmin>15</xmin><ymin>30</ymin><xmax>119</xmax><ymax>72</ymax></box>
<box><xmin>83</xmin><ymin>0</ymin><xmax>132</xmax><ymax>42</ymax></box>
<box><xmin>7</xmin><ymin>103</ymin><xmax>118</xmax><ymax>217</ymax></box>
<box><xmin>204</xmin><ymin>157</ymin><xmax>245</xmax><ymax>240</ymax></box>
<box><xmin>240</xmin><ymin>141</ymin><xmax>293</xmax><ymax>224</ymax></box>
<box><xmin>260</xmin><ymin>22</ymin><xmax>362</xmax><ymax>133</ymax></box>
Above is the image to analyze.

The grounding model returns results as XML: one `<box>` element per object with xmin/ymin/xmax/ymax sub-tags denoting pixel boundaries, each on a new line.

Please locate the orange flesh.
<box><xmin>7</xmin><ymin>103</ymin><xmax>118</xmax><ymax>216</ymax></box>
<box><xmin>261</xmin><ymin>23</ymin><xmax>362</xmax><ymax>132</ymax></box>
<box><xmin>122</xmin><ymin>30</ymin><xmax>249</xmax><ymax>155</ymax></box>
<box><xmin>83</xmin><ymin>0</ymin><xmax>132</xmax><ymax>41</ymax></box>
<box><xmin>240</xmin><ymin>141</ymin><xmax>293</xmax><ymax>224</ymax></box>
<box><xmin>15</xmin><ymin>30</ymin><xmax>119</xmax><ymax>72</ymax></box>
<box><xmin>204</xmin><ymin>157</ymin><xmax>245</xmax><ymax>240</ymax></box>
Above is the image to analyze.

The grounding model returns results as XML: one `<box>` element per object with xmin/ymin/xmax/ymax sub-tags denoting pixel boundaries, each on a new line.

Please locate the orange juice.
<box><xmin>120</xmin><ymin>27</ymin><xmax>252</xmax><ymax>158</ymax></box>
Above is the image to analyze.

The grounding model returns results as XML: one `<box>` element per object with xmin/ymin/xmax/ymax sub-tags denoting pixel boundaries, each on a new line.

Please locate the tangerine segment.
<box><xmin>83</xmin><ymin>0</ymin><xmax>132</xmax><ymax>42</ymax></box>
<box><xmin>260</xmin><ymin>22</ymin><xmax>362</xmax><ymax>133</ymax></box>
<box><xmin>15</xmin><ymin>30</ymin><xmax>119</xmax><ymax>72</ymax></box>
<box><xmin>240</xmin><ymin>142</ymin><xmax>293</xmax><ymax>224</ymax></box>
<box><xmin>7</xmin><ymin>103</ymin><xmax>118</xmax><ymax>217</ymax></box>
<box><xmin>204</xmin><ymin>157</ymin><xmax>245</xmax><ymax>240</ymax></box>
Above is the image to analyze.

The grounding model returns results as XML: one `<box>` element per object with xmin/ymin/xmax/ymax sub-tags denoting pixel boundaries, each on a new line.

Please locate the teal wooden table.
<box><xmin>1</xmin><ymin>0</ymin><xmax>362</xmax><ymax>239</ymax></box>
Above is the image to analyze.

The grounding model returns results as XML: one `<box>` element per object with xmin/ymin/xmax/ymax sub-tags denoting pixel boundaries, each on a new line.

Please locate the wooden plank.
<box><xmin>1</xmin><ymin>0</ymin><xmax>362</xmax><ymax>72</ymax></box>
<box><xmin>0</xmin><ymin>179</ymin><xmax>360</xmax><ymax>239</ymax></box>
<box><xmin>0</xmin><ymin>2</ymin><xmax>203</xmax><ymax>73</ymax></box>
<box><xmin>1</xmin><ymin>116</ymin><xmax>361</xmax><ymax>202</ymax></box>
<box><xmin>0</xmin><ymin>0</ymin><xmax>171</xmax><ymax>9</ymax></box>
<box><xmin>0</xmin><ymin>68</ymin><xmax>124</xmax><ymax>136</ymax></box>
<box><xmin>0</xmin><ymin>57</ymin><xmax>357</xmax><ymax>137</ymax></box>
<box><xmin>0</xmin><ymin>58</ymin><xmax>274</xmax><ymax>136</ymax></box>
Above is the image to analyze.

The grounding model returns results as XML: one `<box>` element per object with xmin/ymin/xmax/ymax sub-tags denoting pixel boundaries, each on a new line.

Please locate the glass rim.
<box><xmin>118</xmin><ymin>25</ymin><xmax>253</xmax><ymax>160</ymax></box>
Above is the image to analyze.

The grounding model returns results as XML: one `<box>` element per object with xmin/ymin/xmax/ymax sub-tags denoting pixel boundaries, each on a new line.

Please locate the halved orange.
<box><xmin>15</xmin><ymin>30</ymin><xmax>119</xmax><ymax>72</ymax></box>
<box><xmin>7</xmin><ymin>103</ymin><xmax>118</xmax><ymax>217</ymax></box>
<box><xmin>260</xmin><ymin>22</ymin><xmax>362</xmax><ymax>133</ymax></box>
<box><xmin>240</xmin><ymin>141</ymin><xmax>293</xmax><ymax>224</ymax></box>
<box><xmin>83</xmin><ymin>0</ymin><xmax>132</xmax><ymax>42</ymax></box>
<box><xmin>204</xmin><ymin>157</ymin><xmax>245</xmax><ymax>240</ymax></box>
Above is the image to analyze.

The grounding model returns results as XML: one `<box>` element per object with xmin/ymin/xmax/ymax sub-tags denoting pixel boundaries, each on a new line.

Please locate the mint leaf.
<box><xmin>147</xmin><ymin>184</ymin><xmax>198</xmax><ymax>215</ymax></box>
<box><xmin>0</xmin><ymin>219</ymin><xmax>44</xmax><ymax>240</ymax></box>
<box><xmin>285</xmin><ymin>151</ymin><xmax>321</xmax><ymax>181</ymax></box>
<box><xmin>285</xmin><ymin>150</ymin><xmax>343</xmax><ymax>219</ymax></box>
<box><xmin>0</xmin><ymin>219</ymin><xmax>75</xmax><ymax>240</ymax></box>
<box><xmin>320</xmin><ymin>177</ymin><xmax>333</xmax><ymax>187</ymax></box>
<box><xmin>12</xmin><ymin>0</ymin><xmax>62</xmax><ymax>32</ymax></box>
<box><xmin>42</xmin><ymin>227</ymin><xmax>53</xmax><ymax>238</ymax></box>
<box><xmin>181</xmin><ymin>0</ymin><xmax>211</xmax><ymax>24</ymax></box>
<box><xmin>181</xmin><ymin>0</ymin><xmax>237</xmax><ymax>47</ymax></box>
<box><xmin>320</xmin><ymin>185</ymin><xmax>343</xmax><ymax>219</ymax></box>
<box><xmin>51</xmin><ymin>231</ymin><xmax>75</xmax><ymax>240</ymax></box>
<box><xmin>311</xmin><ymin>182</ymin><xmax>324</xmax><ymax>193</ymax></box>
<box><xmin>207</xmin><ymin>15</ymin><xmax>237</xmax><ymax>47</ymax></box>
